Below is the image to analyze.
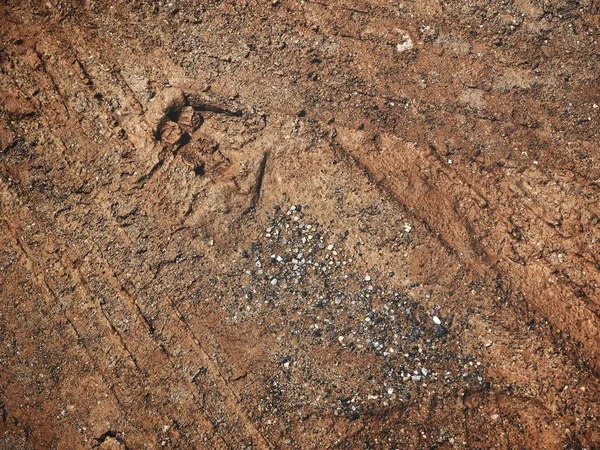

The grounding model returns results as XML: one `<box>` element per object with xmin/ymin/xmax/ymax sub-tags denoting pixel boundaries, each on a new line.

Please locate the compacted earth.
<box><xmin>1</xmin><ymin>1</ymin><xmax>600</xmax><ymax>449</ymax></box>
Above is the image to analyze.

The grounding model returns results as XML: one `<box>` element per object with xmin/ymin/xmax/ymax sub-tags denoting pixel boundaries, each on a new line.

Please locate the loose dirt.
<box><xmin>1</xmin><ymin>1</ymin><xmax>599</xmax><ymax>449</ymax></box>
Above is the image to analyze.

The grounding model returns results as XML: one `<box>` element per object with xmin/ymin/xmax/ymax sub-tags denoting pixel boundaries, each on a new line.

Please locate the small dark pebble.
<box><xmin>347</xmin><ymin>412</ymin><xmax>360</xmax><ymax>421</ymax></box>
<box><xmin>434</xmin><ymin>324</ymin><xmax>448</xmax><ymax>338</ymax></box>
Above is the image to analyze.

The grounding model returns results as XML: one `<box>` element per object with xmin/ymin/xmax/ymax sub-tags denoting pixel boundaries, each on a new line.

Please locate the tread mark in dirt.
<box><xmin>17</xmin><ymin>165</ymin><xmax>273</xmax><ymax>448</ymax></box>
<box><xmin>244</xmin><ymin>151</ymin><xmax>269</xmax><ymax>214</ymax></box>
<box><xmin>32</xmin><ymin>46</ymin><xmax>70</xmax><ymax>120</ymax></box>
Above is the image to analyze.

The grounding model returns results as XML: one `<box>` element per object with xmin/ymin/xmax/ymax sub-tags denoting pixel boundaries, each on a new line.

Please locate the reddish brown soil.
<box><xmin>1</xmin><ymin>1</ymin><xmax>600</xmax><ymax>449</ymax></box>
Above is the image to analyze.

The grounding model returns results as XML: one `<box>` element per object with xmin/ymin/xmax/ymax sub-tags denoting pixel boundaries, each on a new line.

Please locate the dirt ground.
<box><xmin>1</xmin><ymin>0</ymin><xmax>600</xmax><ymax>448</ymax></box>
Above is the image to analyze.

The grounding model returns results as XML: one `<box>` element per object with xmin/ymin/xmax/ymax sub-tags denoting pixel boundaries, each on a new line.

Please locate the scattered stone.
<box><xmin>224</xmin><ymin>204</ymin><xmax>484</xmax><ymax>422</ymax></box>
<box><xmin>396</xmin><ymin>30</ymin><xmax>414</xmax><ymax>53</ymax></box>
<box><xmin>434</xmin><ymin>323</ymin><xmax>448</xmax><ymax>338</ymax></box>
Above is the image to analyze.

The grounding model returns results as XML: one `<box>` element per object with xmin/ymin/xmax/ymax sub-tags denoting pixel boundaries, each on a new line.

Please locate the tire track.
<box><xmin>334</xmin><ymin>126</ymin><xmax>600</xmax><ymax>372</ymax></box>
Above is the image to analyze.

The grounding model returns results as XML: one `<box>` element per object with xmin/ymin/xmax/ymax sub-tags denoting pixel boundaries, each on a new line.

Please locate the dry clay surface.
<box><xmin>1</xmin><ymin>1</ymin><xmax>600</xmax><ymax>449</ymax></box>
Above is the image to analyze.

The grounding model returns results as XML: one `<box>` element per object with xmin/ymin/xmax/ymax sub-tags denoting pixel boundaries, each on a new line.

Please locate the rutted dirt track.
<box><xmin>1</xmin><ymin>1</ymin><xmax>600</xmax><ymax>448</ymax></box>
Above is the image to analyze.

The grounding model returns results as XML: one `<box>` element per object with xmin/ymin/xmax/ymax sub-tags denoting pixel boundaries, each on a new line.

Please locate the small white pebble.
<box><xmin>432</xmin><ymin>315</ymin><xmax>441</xmax><ymax>325</ymax></box>
<box><xmin>364</xmin><ymin>275</ymin><xmax>371</xmax><ymax>282</ymax></box>
<box><xmin>271</xmin><ymin>278</ymin><xmax>278</xmax><ymax>285</ymax></box>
